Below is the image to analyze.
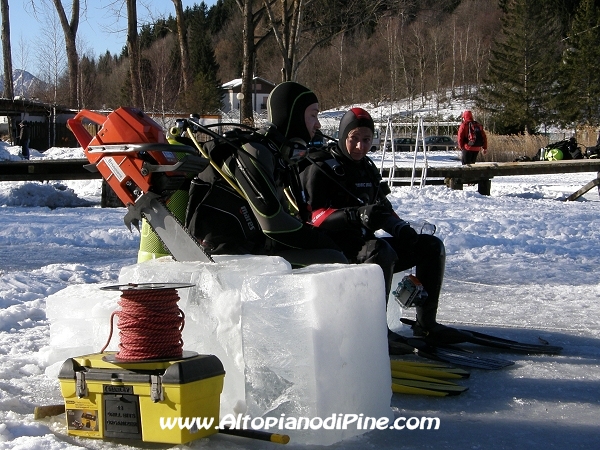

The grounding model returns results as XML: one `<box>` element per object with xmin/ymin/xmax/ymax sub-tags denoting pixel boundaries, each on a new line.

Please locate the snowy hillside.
<box><xmin>317</xmin><ymin>90</ymin><xmax>474</xmax><ymax>133</ymax></box>
<box><xmin>0</xmin><ymin>69</ymin><xmax>45</xmax><ymax>98</ymax></box>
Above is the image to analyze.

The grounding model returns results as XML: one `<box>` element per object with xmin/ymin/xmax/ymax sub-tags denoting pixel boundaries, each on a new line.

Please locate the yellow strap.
<box><xmin>188</xmin><ymin>130</ymin><xmax>246</xmax><ymax>198</ymax></box>
<box><xmin>392</xmin><ymin>378</ymin><xmax>468</xmax><ymax>394</ymax></box>
<box><xmin>284</xmin><ymin>187</ymin><xmax>300</xmax><ymax>214</ymax></box>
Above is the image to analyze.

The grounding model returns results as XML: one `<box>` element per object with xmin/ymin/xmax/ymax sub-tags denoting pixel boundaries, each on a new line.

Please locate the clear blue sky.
<box><xmin>9</xmin><ymin>0</ymin><xmax>217</xmax><ymax>69</ymax></box>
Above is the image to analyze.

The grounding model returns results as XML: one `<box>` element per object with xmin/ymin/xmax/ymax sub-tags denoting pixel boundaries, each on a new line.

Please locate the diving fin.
<box><xmin>400</xmin><ymin>318</ymin><xmax>562</xmax><ymax>354</ymax></box>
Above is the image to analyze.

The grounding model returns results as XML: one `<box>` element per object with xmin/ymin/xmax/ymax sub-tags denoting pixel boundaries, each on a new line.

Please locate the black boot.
<box><xmin>414</xmin><ymin>235</ymin><xmax>446</xmax><ymax>329</ymax></box>
<box><xmin>411</xmin><ymin>235</ymin><xmax>468</xmax><ymax>344</ymax></box>
<box><xmin>356</xmin><ymin>239</ymin><xmax>410</xmax><ymax>353</ymax></box>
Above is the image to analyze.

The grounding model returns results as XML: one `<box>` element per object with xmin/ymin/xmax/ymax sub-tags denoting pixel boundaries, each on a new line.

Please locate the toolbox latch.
<box><xmin>150</xmin><ymin>375</ymin><xmax>163</xmax><ymax>402</ymax></box>
<box><xmin>76</xmin><ymin>371</ymin><xmax>88</xmax><ymax>398</ymax></box>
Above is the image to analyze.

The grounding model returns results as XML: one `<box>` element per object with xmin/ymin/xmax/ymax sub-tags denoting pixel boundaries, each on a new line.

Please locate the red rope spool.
<box><xmin>101</xmin><ymin>287</ymin><xmax>185</xmax><ymax>361</ymax></box>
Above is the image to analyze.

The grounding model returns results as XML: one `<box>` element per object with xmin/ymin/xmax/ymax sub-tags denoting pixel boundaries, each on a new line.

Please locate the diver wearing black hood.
<box><xmin>186</xmin><ymin>82</ymin><xmax>348</xmax><ymax>267</ymax></box>
<box><xmin>300</xmin><ymin>108</ymin><xmax>461</xmax><ymax>348</ymax></box>
<box><xmin>267</xmin><ymin>81</ymin><xmax>319</xmax><ymax>145</ymax></box>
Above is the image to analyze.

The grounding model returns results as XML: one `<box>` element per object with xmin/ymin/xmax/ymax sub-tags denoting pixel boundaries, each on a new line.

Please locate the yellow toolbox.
<box><xmin>58</xmin><ymin>352</ymin><xmax>225</xmax><ymax>444</ymax></box>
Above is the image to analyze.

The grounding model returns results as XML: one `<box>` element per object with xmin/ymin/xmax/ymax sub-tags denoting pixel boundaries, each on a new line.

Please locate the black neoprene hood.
<box><xmin>267</xmin><ymin>81</ymin><xmax>319</xmax><ymax>144</ymax></box>
<box><xmin>337</xmin><ymin>107</ymin><xmax>375</xmax><ymax>159</ymax></box>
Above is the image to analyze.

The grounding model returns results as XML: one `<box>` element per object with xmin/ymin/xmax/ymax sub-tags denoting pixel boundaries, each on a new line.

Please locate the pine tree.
<box><xmin>556</xmin><ymin>0</ymin><xmax>600</xmax><ymax>127</ymax></box>
<box><xmin>184</xmin><ymin>4</ymin><xmax>222</xmax><ymax>113</ymax></box>
<box><xmin>478</xmin><ymin>0</ymin><xmax>563</xmax><ymax>134</ymax></box>
<box><xmin>188</xmin><ymin>4</ymin><xmax>220</xmax><ymax>81</ymax></box>
<box><xmin>207</xmin><ymin>0</ymin><xmax>235</xmax><ymax>36</ymax></box>
<box><xmin>78</xmin><ymin>55</ymin><xmax>98</xmax><ymax>109</ymax></box>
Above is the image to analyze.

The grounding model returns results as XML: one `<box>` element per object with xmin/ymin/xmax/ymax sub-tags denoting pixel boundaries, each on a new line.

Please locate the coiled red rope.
<box><xmin>101</xmin><ymin>288</ymin><xmax>185</xmax><ymax>361</ymax></box>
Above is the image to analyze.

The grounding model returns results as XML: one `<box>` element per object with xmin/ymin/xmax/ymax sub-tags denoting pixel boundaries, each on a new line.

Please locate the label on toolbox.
<box><xmin>66</xmin><ymin>408</ymin><xmax>100</xmax><ymax>435</ymax></box>
<box><xmin>103</xmin><ymin>385</ymin><xmax>133</xmax><ymax>395</ymax></box>
<box><xmin>103</xmin><ymin>385</ymin><xmax>142</xmax><ymax>440</ymax></box>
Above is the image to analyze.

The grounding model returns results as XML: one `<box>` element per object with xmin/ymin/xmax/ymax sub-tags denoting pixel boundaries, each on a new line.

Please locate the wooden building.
<box><xmin>221</xmin><ymin>77</ymin><xmax>275</xmax><ymax>114</ymax></box>
<box><xmin>0</xmin><ymin>98</ymin><xmax>77</xmax><ymax>150</ymax></box>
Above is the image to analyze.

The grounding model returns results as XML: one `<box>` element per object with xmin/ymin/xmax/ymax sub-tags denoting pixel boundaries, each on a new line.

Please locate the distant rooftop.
<box><xmin>222</xmin><ymin>77</ymin><xmax>275</xmax><ymax>90</ymax></box>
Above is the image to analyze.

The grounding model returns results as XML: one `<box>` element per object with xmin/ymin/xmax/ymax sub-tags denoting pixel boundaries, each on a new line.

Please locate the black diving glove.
<box><xmin>357</xmin><ymin>204</ymin><xmax>392</xmax><ymax>231</ymax></box>
<box><xmin>383</xmin><ymin>216</ymin><xmax>419</xmax><ymax>248</ymax></box>
<box><xmin>310</xmin><ymin>209</ymin><xmax>366</xmax><ymax>260</ymax></box>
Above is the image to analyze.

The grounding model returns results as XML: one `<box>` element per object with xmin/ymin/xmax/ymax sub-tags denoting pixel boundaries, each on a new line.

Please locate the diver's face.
<box><xmin>304</xmin><ymin>103</ymin><xmax>321</xmax><ymax>139</ymax></box>
<box><xmin>345</xmin><ymin>127</ymin><xmax>373</xmax><ymax>161</ymax></box>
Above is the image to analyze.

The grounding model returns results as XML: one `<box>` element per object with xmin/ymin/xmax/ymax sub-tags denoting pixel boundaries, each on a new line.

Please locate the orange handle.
<box><xmin>67</xmin><ymin>110</ymin><xmax>108</xmax><ymax>149</ymax></box>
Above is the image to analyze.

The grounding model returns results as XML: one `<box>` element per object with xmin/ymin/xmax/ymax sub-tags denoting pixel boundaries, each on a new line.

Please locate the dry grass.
<box><xmin>479</xmin><ymin>134</ymin><xmax>548</xmax><ymax>162</ymax></box>
<box><xmin>479</xmin><ymin>126</ymin><xmax>599</xmax><ymax>163</ymax></box>
<box><xmin>575</xmin><ymin>126</ymin><xmax>600</xmax><ymax>148</ymax></box>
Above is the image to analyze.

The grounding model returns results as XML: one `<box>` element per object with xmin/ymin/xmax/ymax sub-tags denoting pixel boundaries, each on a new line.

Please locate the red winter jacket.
<box><xmin>457</xmin><ymin>110</ymin><xmax>487</xmax><ymax>151</ymax></box>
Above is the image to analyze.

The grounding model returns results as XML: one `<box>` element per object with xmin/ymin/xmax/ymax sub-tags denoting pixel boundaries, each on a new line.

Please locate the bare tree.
<box><xmin>264</xmin><ymin>0</ymin><xmax>389</xmax><ymax>83</ymax></box>
<box><xmin>381</xmin><ymin>15</ymin><xmax>400</xmax><ymax>105</ymax></box>
<box><xmin>394</xmin><ymin>20</ymin><xmax>413</xmax><ymax>105</ymax></box>
<box><xmin>453</xmin><ymin>0</ymin><xmax>500</xmax><ymax>97</ymax></box>
<box><xmin>235</xmin><ymin>0</ymin><xmax>269</xmax><ymax>125</ymax></box>
<box><xmin>126</xmin><ymin>0</ymin><xmax>142</xmax><ymax>107</ymax></box>
<box><xmin>409</xmin><ymin>23</ymin><xmax>428</xmax><ymax>107</ymax></box>
<box><xmin>1</xmin><ymin>0</ymin><xmax>14</xmax><ymax>99</ymax></box>
<box><xmin>36</xmin><ymin>13</ymin><xmax>68</xmax><ymax>104</ymax></box>
<box><xmin>451</xmin><ymin>18</ymin><xmax>457</xmax><ymax>98</ymax></box>
<box><xmin>15</xmin><ymin>35</ymin><xmax>31</xmax><ymax>97</ymax></box>
<box><xmin>472</xmin><ymin>34</ymin><xmax>486</xmax><ymax>87</ymax></box>
<box><xmin>457</xmin><ymin>24</ymin><xmax>470</xmax><ymax>98</ymax></box>
<box><xmin>51</xmin><ymin>0</ymin><xmax>80</xmax><ymax>107</ymax></box>
<box><xmin>171</xmin><ymin>0</ymin><xmax>192</xmax><ymax>93</ymax></box>
<box><xmin>337</xmin><ymin>33</ymin><xmax>344</xmax><ymax>99</ymax></box>
<box><xmin>239</xmin><ymin>0</ymin><xmax>255</xmax><ymax>124</ymax></box>
<box><xmin>144</xmin><ymin>35</ymin><xmax>180</xmax><ymax>115</ymax></box>
<box><xmin>262</xmin><ymin>0</ymin><xmax>301</xmax><ymax>82</ymax></box>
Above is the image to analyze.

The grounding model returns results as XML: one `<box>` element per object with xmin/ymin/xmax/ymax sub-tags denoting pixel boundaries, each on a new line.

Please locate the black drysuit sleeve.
<box><xmin>230</xmin><ymin>141</ymin><xmax>340</xmax><ymax>251</ymax></box>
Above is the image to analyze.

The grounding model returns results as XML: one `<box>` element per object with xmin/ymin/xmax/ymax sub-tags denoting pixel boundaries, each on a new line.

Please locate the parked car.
<box><xmin>394</xmin><ymin>137</ymin><xmax>417</xmax><ymax>152</ymax></box>
<box><xmin>424</xmin><ymin>136</ymin><xmax>457</xmax><ymax>151</ymax></box>
<box><xmin>384</xmin><ymin>137</ymin><xmax>417</xmax><ymax>152</ymax></box>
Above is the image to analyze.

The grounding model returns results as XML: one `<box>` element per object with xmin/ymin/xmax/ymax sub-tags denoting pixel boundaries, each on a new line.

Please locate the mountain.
<box><xmin>0</xmin><ymin>69</ymin><xmax>45</xmax><ymax>99</ymax></box>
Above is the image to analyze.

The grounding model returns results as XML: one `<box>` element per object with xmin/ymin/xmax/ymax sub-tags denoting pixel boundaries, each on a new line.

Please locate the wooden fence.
<box><xmin>1</xmin><ymin>158</ymin><xmax>599</xmax><ymax>204</ymax></box>
<box><xmin>382</xmin><ymin>159</ymin><xmax>600</xmax><ymax>198</ymax></box>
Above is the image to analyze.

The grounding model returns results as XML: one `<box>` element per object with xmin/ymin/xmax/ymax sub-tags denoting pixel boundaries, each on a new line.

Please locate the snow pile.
<box><xmin>0</xmin><ymin>182</ymin><xmax>92</xmax><ymax>208</ymax></box>
<box><xmin>0</xmin><ymin>141</ymin><xmax>83</xmax><ymax>161</ymax></box>
<box><xmin>0</xmin><ymin>142</ymin><xmax>103</xmax><ymax>205</ymax></box>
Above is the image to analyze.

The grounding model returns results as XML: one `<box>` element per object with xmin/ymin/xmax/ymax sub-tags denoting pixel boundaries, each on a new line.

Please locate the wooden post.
<box><xmin>101</xmin><ymin>180</ymin><xmax>124</xmax><ymax>208</ymax></box>
<box><xmin>478</xmin><ymin>179</ymin><xmax>491</xmax><ymax>196</ymax></box>
<box><xmin>446</xmin><ymin>177</ymin><xmax>463</xmax><ymax>190</ymax></box>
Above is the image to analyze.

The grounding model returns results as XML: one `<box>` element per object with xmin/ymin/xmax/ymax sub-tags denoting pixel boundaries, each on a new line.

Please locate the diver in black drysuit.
<box><xmin>299</xmin><ymin>108</ymin><xmax>460</xmax><ymax>347</ymax></box>
<box><xmin>186</xmin><ymin>81</ymin><xmax>355</xmax><ymax>268</ymax></box>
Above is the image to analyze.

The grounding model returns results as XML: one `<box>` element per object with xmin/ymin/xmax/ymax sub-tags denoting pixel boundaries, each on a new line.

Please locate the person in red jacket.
<box><xmin>457</xmin><ymin>110</ymin><xmax>487</xmax><ymax>165</ymax></box>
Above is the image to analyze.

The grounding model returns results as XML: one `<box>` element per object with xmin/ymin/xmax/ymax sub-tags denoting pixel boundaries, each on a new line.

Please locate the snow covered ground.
<box><xmin>1</xmin><ymin>142</ymin><xmax>600</xmax><ymax>449</ymax></box>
